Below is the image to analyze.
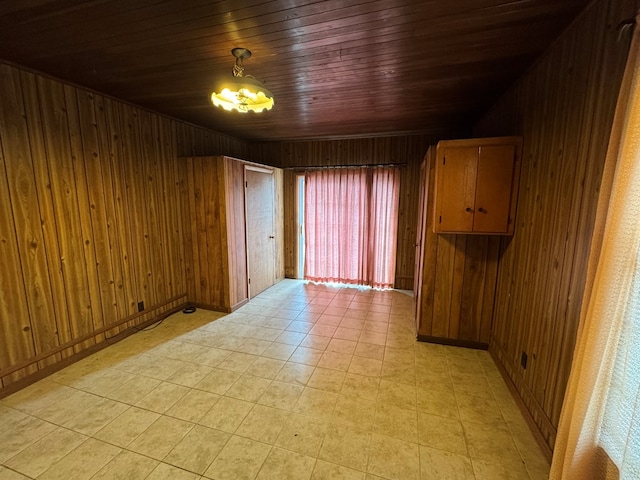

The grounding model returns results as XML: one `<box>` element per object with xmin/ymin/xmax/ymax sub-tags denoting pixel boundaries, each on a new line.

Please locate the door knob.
<box><xmin>478</xmin><ymin>207</ymin><xmax>487</xmax><ymax>213</ymax></box>
<box><xmin>465</xmin><ymin>207</ymin><xmax>473</xmax><ymax>213</ymax></box>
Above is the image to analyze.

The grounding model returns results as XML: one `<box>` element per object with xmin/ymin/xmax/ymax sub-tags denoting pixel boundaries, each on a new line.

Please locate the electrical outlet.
<box><xmin>137</xmin><ymin>301</ymin><xmax>145</xmax><ymax>312</ymax></box>
<box><xmin>521</xmin><ymin>351</ymin><xmax>528</xmax><ymax>369</ymax></box>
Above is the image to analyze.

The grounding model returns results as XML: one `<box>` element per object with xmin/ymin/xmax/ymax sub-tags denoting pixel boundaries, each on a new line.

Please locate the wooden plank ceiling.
<box><xmin>0</xmin><ymin>0</ymin><xmax>589</xmax><ymax>141</ymax></box>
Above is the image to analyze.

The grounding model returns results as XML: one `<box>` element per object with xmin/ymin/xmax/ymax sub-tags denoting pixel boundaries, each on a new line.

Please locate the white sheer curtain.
<box><xmin>550</xmin><ymin>15</ymin><xmax>640</xmax><ymax>480</ymax></box>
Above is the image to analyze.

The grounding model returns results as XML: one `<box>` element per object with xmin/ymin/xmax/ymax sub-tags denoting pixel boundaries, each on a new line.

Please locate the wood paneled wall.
<box><xmin>281</xmin><ymin>169</ymin><xmax>300</xmax><ymax>279</ymax></box>
<box><xmin>252</xmin><ymin>135</ymin><xmax>450</xmax><ymax>289</ymax></box>
<box><xmin>273</xmin><ymin>168</ymin><xmax>285</xmax><ymax>283</ymax></box>
<box><xmin>0</xmin><ymin>62</ymin><xmax>249</xmax><ymax>391</ymax></box>
<box><xmin>182</xmin><ymin>156</ymin><xmax>235</xmax><ymax>312</ymax></box>
<box><xmin>474</xmin><ymin>0</ymin><xmax>637</xmax><ymax>451</ymax></box>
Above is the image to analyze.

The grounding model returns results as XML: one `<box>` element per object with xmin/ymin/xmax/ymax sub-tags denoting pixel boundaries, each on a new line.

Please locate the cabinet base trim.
<box><xmin>192</xmin><ymin>298</ymin><xmax>250</xmax><ymax>314</ymax></box>
<box><xmin>192</xmin><ymin>302</ymin><xmax>232</xmax><ymax>314</ymax></box>
<box><xmin>417</xmin><ymin>335</ymin><xmax>488</xmax><ymax>350</ymax></box>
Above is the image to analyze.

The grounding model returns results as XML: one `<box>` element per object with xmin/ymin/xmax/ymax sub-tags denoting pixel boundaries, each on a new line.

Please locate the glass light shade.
<box><xmin>211</xmin><ymin>75</ymin><xmax>274</xmax><ymax>113</ymax></box>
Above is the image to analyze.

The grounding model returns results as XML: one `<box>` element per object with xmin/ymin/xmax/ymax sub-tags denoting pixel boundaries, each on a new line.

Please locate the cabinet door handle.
<box><xmin>465</xmin><ymin>207</ymin><xmax>473</xmax><ymax>213</ymax></box>
<box><xmin>478</xmin><ymin>207</ymin><xmax>487</xmax><ymax>213</ymax></box>
<box><xmin>269</xmin><ymin>235</ymin><xmax>275</xmax><ymax>239</ymax></box>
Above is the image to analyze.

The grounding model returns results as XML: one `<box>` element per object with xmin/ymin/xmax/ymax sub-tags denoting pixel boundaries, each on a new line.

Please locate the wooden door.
<box><xmin>473</xmin><ymin>145</ymin><xmax>516</xmax><ymax>233</ymax></box>
<box><xmin>245</xmin><ymin>166</ymin><xmax>276</xmax><ymax>298</ymax></box>
<box><xmin>435</xmin><ymin>146</ymin><xmax>477</xmax><ymax>233</ymax></box>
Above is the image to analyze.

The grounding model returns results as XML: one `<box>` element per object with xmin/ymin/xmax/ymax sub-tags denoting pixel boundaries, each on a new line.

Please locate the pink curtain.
<box><xmin>304</xmin><ymin>166</ymin><xmax>400</xmax><ymax>289</ymax></box>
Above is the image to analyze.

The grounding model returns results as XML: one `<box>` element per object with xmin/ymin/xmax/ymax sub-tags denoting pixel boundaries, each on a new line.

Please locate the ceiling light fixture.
<box><xmin>211</xmin><ymin>47</ymin><xmax>274</xmax><ymax>113</ymax></box>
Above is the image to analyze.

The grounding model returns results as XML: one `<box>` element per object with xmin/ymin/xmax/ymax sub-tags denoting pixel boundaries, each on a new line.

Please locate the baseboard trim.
<box><xmin>0</xmin><ymin>301</ymin><xmax>188</xmax><ymax>399</ymax></box>
<box><xmin>0</xmin><ymin>294</ymin><xmax>188</xmax><ymax>380</ymax></box>
<box><xmin>417</xmin><ymin>335</ymin><xmax>489</xmax><ymax>350</ymax></box>
<box><xmin>490</xmin><ymin>348</ymin><xmax>554</xmax><ymax>462</ymax></box>
<box><xmin>230</xmin><ymin>298</ymin><xmax>250</xmax><ymax>311</ymax></box>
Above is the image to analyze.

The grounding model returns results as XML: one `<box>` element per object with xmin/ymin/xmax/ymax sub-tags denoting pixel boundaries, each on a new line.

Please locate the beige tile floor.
<box><xmin>0</xmin><ymin>280</ymin><xmax>550</xmax><ymax>480</ymax></box>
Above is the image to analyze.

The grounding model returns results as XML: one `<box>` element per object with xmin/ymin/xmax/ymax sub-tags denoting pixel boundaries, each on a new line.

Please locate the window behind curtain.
<box><xmin>599</xmin><ymin>253</ymin><xmax>640</xmax><ymax>478</ymax></box>
<box><xmin>304</xmin><ymin>166</ymin><xmax>400</xmax><ymax>289</ymax></box>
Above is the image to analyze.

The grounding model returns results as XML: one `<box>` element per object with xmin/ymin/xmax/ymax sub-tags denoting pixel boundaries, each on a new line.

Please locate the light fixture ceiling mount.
<box><xmin>211</xmin><ymin>47</ymin><xmax>274</xmax><ymax>113</ymax></box>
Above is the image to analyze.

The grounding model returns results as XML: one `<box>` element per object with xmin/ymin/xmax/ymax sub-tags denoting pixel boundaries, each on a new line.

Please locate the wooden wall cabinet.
<box><xmin>183</xmin><ymin>156</ymin><xmax>284</xmax><ymax>312</ymax></box>
<box><xmin>434</xmin><ymin>137</ymin><xmax>522</xmax><ymax>235</ymax></box>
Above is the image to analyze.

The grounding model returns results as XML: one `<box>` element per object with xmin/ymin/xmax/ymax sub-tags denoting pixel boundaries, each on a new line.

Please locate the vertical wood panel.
<box><xmin>396</xmin><ymin>148</ymin><xmax>421</xmax><ymax>289</ymax></box>
<box><xmin>274</xmin><ymin>167</ymin><xmax>285</xmax><ymax>281</ymax></box>
<box><xmin>153</xmin><ymin>115</ymin><xmax>175</xmax><ymax>299</ymax></box>
<box><xmin>282</xmin><ymin>169</ymin><xmax>298</xmax><ymax>278</ymax></box>
<box><xmin>432</xmin><ymin>235</ymin><xmax>456</xmax><ymax>338</ymax></box>
<box><xmin>76</xmin><ymin>90</ymin><xmax>119</xmax><ymax>337</ymax></box>
<box><xmin>474</xmin><ymin>0</ymin><xmax>636</xmax><ymax>450</ymax></box>
<box><xmin>205</xmin><ymin>157</ymin><xmax>225</xmax><ymax>307</ymax></box>
<box><xmin>448</xmin><ymin>235</ymin><xmax>467</xmax><ymax>339</ymax></box>
<box><xmin>66</xmin><ymin>84</ymin><xmax>106</xmax><ymax>343</ymax></box>
<box><xmin>480</xmin><ymin>237</ymin><xmax>501</xmax><ymax>342</ymax></box>
<box><xmin>529</xmin><ymin>25</ymin><xmax>586</xmax><ymax>410</ymax></box>
<box><xmin>0</xmin><ymin>65</ymin><xmax>60</xmax><ymax>367</ymax></box>
<box><xmin>165</xmin><ymin>120</ymin><xmax>186</xmax><ymax>298</ymax></box>
<box><xmin>223</xmin><ymin>158</ymin><xmax>248</xmax><ymax>308</ymax></box>
<box><xmin>185</xmin><ymin>157</ymin><xmax>201</xmax><ymax>303</ymax></box>
<box><xmin>195</xmin><ymin>157</ymin><xmax>212</xmax><ymax>304</ymax></box>
<box><xmin>20</xmin><ymin>71</ymin><xmax>74</xmax><ymax>360</ymax></box>
<box><xmin>139</xmin><ymin>110</ymin><xmax>166</xmax><ymax>304</ymax></box>
<box><xmin>417</xmin><ymin>149</ymin><xmax>437</xmax><ymax>336</ymax></box>
<box><xmin>92</xmin><ymin>94</ymin><xmax>128</xmax><ymax>334</ymax></box>
<box><xmin>120</xmin><ymin>104</ymin><xmax>154</xmax><ymax>311</ymax></box>
<box><xmin>459</xmin><ymin>236</ymin><xmax>488</xmax><ymax>341</ymax></box>
<box><xmin>38</xmin><ymin>75</ymin><xmax>95</xmax><ymax>352</ymax></box>
<box><xmin>0</xmin><ymin>120</ymin><xmax>36</xmax><ymax>382</ymax></box>
<box><xmin>103</xmin><ymin>97</ymin><xmax>137</xmax><ymax>320</ymax></box>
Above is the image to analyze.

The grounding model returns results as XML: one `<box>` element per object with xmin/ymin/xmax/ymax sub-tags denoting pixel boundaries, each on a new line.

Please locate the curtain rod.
<box><xmin>285</xmin><ymin>164</ymin><xmax>407</xmax><ymax>171</ymax></box>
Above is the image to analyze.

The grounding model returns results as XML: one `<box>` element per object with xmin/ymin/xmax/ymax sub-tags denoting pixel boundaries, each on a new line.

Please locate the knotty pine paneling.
<box><xmin>253</xmin><ymin>135</ymin><xmax>449</xmax><ymax>289</ymax></box>
<box><xmin>183</xmin><ymin>156</ymin><xmax>232</xmax><ymax>310</ymax></box>
<box><xmin>0</xmin><ymin>62</ymin><xmax>249</xmax><ymax>392</ymax></box>
<box><xmin>473</xmin><ymin>0</ymin><xmax>637</xmax><ymax>452</ymax></box>
<box><xmin>225</xmin><ymin>158</ymin><xmax>251</xmax><ymax>309</ymax></box>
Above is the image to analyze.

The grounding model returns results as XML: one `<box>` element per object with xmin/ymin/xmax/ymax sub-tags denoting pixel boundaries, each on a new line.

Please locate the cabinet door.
<box><xmin>436</xmin><ymin>147</ymin><xmax>477</xmax><ymax>233</ymax></box>
<box><xmin>473</xmin><ymin>145</ymin><xmax>516</xmax><ymax>233</ymax></box>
